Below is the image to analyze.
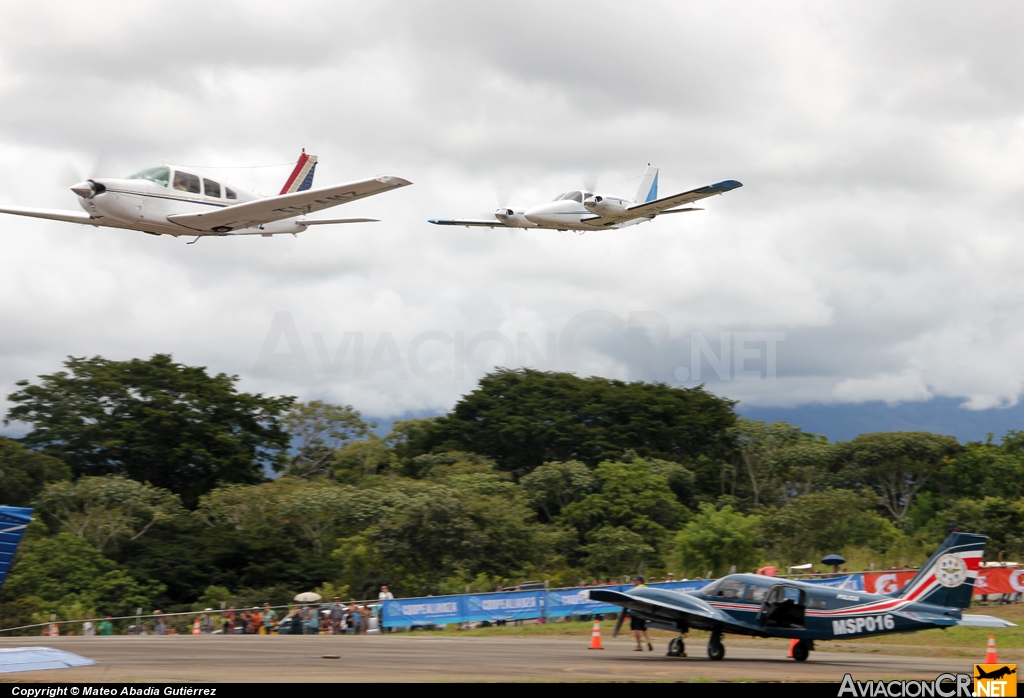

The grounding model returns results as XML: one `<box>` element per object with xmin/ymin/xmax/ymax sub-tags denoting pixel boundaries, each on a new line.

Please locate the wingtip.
<box><xmin>376</xmin><ymin>175</ymin><xmax>413</xmax><ymax>187</ymax></box>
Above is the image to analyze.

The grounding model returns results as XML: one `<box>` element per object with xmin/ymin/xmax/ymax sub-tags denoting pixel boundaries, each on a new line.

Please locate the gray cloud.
<box><xmin>2</xmin><ymin>0</ymin><xmax>1024</xmax><ymax>432</ymax></box>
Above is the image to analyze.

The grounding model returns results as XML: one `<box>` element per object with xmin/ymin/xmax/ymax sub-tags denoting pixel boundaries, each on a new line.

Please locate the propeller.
<box><xmin>612</xmin><ymin>609</ymin><xmax>626</xmax><ymax>638</ymax></box>
<box><xmin>58</xmin><ymin>153</ymin><xmax>112</xmax><ymax>202</ymax></box>
<box><xmin>582</xmin><ymin>173</ymin><xmax>599</xmax><ymax>195</ymax></box>
<box><xmin>478</xmin><ymin>187</ymin><xmax>519</xmax><ymax>236</ymax></box>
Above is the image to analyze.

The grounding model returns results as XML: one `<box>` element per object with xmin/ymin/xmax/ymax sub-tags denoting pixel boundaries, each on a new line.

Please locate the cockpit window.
<box><xmin>203</xmin><ymin>179</ymin><xmax>221</xmax><ymax>198</ymax></box>
<box><xmin>225</xmin><ymin>187</ymin><xmax>237</xmax><ymax>200</ymax></box>
<box><xmin>127</xmin><ymin>166</ymin><xmax>170</xmax><ymax>188</ymax></box>
<box><xmin>560</xmin><ymin>191</ymin><xmax>583</xmax><ymax>203</ymax></box>
<box><xmin>714</xmin><ymin>580</ymin><xmax>746</xmax><ymax>599</ymax></box>
<box><xmin>551</xmin><ymin>192</ymin><xmax>567</xmax><ymax>202</ymax></box>
<box><xmin>172</xmin><ymin>171</ymin><xmax>201</xmax><ymax>195</ymax></box>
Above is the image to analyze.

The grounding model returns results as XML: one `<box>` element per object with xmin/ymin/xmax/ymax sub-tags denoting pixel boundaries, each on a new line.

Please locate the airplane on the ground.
<box><xmin>428</xmin><ymin>166</ymin><xmax>741</xmax><ymax>232</ymax></box>
<box><xmin>587</xmin><ymin>532</ymin><xmax>1016</xmax><ymax>662</ymax></box>
<box><xmin>0</xmin><ymin>151</ymin><xmax>411</xmax><ymax>240</ymax></box>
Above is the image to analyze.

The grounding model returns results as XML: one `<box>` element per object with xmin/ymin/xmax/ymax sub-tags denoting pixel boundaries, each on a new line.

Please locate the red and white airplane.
<box><xmin>0</xmin><ymin>151</ymin><xmax>411</xmax><ymax>240</ymax></box>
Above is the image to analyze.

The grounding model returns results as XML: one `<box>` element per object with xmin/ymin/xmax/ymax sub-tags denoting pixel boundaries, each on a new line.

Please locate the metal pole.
<box><xmin>136</xmin><ymin>607</ymin><xmax>142</xmax><ymax>635</ymax></box>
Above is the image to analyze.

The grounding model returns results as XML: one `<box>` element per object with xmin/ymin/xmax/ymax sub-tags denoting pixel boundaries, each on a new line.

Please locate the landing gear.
<box><xmin>791</xmin><ymin>639</ymin><xmax>812</xmax><ymax>662</ymax></box>
<box><xmin>707</xmin><ymin>630</ymin><xmax>725</xmax><ymax>661</ymax></box>
<box><xmin>667</xmin><ymin>637</ymin><xmax>686</xmax><ymax>657</ymax></box>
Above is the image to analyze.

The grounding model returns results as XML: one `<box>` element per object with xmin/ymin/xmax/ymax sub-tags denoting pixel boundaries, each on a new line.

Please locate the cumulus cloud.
<box><xmin>2</xmin><ymin>0</ymin><xmax>1023</xmax><ymax>431</ymax></box>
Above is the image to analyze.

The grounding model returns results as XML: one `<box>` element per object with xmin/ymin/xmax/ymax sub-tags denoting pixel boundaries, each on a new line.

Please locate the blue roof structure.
<box><xmin>0</xmin><ymin>506</ymin><xmax>33</xmax><ymax>595</ymax></box>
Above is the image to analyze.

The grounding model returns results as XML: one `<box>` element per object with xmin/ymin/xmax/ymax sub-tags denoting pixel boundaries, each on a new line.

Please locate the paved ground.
<box><xmin>0</xmin><ymin>635</ymin><xmax>980</xmax><ymax>682</ymax></box>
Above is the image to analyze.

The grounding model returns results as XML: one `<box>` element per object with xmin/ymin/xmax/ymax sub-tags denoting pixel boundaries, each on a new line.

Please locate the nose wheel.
<box><xmin>791</xmin><ymin>639</ymin><xmax>812</xmax><ymax>662</ymax></box>
<box><xmin>667</xmin><ymin>637</ymin><xmax>686</xmax><ymax>657</ymax></box>
<box><xmin>707</xmin><ymin>630</ymin><xmax>725</xmax><ymax>661</ymax></box>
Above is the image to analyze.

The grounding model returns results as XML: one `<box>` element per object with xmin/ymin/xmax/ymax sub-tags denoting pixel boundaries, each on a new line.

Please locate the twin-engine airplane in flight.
<box><xmin>0</xmin><ymin>151</ymin><xmax>411</xmax><ymax>239</ymax></box>
<box><xmin>588</xmin><ymin>532</ymin><xmax>1015</xmax><ymax>662</ymax></box>
<box><xmin>428</xmin><ymin>166</ymin><xmax>742</xmax><ymax>232</ymax></box>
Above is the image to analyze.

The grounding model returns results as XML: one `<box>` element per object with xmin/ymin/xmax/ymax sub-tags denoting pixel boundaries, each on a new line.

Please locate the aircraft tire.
<box><xmin>707</xmin><ymin>639</ymin><xmax>725</xmax><ymax>661</ymax></box>
<box><xmin>667</xmin><ymin>637</ymin><xmax>685</xmax><ymax>657</ymax></box>
<box><xmin>792</xmin><ymin>640</ymin><xmax>810</xmax><ymax>662</ymax></box>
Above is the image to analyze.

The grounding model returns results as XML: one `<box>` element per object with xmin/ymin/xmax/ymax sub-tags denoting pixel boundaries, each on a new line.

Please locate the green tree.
<box><xmin>836</xmin><ymin>432</ymin><xmax>961</xmax><ymax>525</ymax></box>
<box><xmin>761</xmin><ymin>489</ymin><xmax>903</xmax><ymax>563</ymax></box>
<box><xmin>6</xmin><ymin>354</ymin><xmax>294</xmax><ymax>507</ymax></box>
<box><xmin>410</xmin><ymin>368</ymin><xmax>737</xmax><ymax>476</ymax></box>
<box><xmin>34</xmin><ymin>475</ymin><xmax>186</xmax><ymax>553</ymax></box>
<box><xmin>675</xmin><ymin>504</ymin><xmax>761</xmax><ymax>577</ymax></box>
<box><xmin>560</xmin><ymin>459</ymin><xmax>683</xmax><ymax>550</ymax></box>
<box><xmin>942</xmin><ymin>497</ymin><xmax>1024</xmax><ymax>558</ymax></box>
<box><xmin>730</xmin><ymin>419</ymin><xmax>825</xmax><ymax>508</ymax></box>
<box><xmin>580</xmin><ymin>527</ymin><xmax>656</xmax><ymax>577</ymax></box>
<box><xmin>0</xmin><ymin>437</ymin><xmax>70</xmax><ymax>507</ymax></box>
<box><xmin>331</xmin><ymin>438</ymin><xmax>397</xmax><ymax>483</ymax></box>
<box><xmin>519</xmin><ymin>460</ymin><xmax>596</xmax><ymax>522</ymax></box>
<box><xmin>282</xmin><ymin>400</ymin><xmax>372</xmax><ymax>479</ymax></box>
<box><xmin>1</xmin><ymin>530</ymin><xmax>163</xmax><ymax>619</ymax></box>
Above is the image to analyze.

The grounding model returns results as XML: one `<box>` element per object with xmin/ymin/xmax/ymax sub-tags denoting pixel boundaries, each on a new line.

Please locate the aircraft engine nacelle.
<box><xmin>584</xmin><ymin>195</ymin><xmax>626</xmax><ymax>216</ymax></box>
<box><xmin>494</xmin><ymin>208</ymin><xmax>537</xmax><ymax>229</ymax></box>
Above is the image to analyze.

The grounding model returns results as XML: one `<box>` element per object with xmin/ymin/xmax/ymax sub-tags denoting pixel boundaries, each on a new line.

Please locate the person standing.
<box><xmin>262</xmin><ymin>604</ymin><xmax>276</xmax><ymax>634</ymax></box>
<box><xmin>153</xmin><ymin>611</ymin><xmax>167</xmax><ymax>636</ymax></box>
<box><xmin>97</xmin><ymin>616</ymin><xmax>113</xmax><ymax>636</ymax></box>
<box><xmin>223</xmin><ymin>605</ymin><xmax>236</xmax><ymax>635</ymax></box>
<box><xmin>378</xmin><ymin>586</ymin><xmax>394</xmax><ymax>633</ymax></box>
<box><xmin>330</xmin><ymin>598</ymin><xmax>345</xmax><ymax>635</ymax></box>
<box><xmin>629</xmin><ymin>576</ymin><xmax>653</xmax><ymax>652</ymax></box>
<box><xmin>200</xmin><ymin>609</ymin><xmax>214</xmax><ymax>634</ymax></box>
<box><xmin>83</xmin><ymin>615</ymin><xmax>95</xmax><ymax>637</ymax></box>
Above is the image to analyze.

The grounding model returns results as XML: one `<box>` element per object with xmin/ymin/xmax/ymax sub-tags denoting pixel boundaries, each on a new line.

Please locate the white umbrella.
<box><xmin>294</xmin><ymin>592</ymin><xmax>322</xmax><ymax>603</ymax></box>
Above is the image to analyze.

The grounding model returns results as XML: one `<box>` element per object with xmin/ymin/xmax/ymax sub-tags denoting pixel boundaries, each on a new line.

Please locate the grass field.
<box><xmin>402</xmin><ymin>603</ymin><xmax>1024</xmax><ymax>659</ymax></box>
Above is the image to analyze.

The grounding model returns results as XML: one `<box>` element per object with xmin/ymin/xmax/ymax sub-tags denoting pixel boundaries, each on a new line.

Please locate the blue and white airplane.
<box><xmin>588</xmin><ymin>532</ymin><xmax>1016</xmax><ymax>662</ymax></box>
<box><xmin>0</xmin><ymin>506</ymin><xmax>32</xmax><ymax>596</ymax></box>
<box><xmin>0</xmin><ymin>151</ymin><xmax>411</xmax><ymax>239</ymax></box>
<box><xmin>428</xmin><ymin>166</ymin><xmax>742</xmax><ymax>232</ymax></box>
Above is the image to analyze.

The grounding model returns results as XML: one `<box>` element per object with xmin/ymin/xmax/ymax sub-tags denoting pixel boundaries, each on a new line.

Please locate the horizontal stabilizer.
<box><xmin>957</xmin><ymin>614</ymin><xmax>1017</xmax><ymax>628</ymax></box>
<box><xmin>428</xmin><ymin>218</ymin><xmax>505</xmax><ymax>228</ymax></box>
<box><xmin>302</xmin><ymin>218</ymin><xmax>379</xmax><ymax>225</ymax></box>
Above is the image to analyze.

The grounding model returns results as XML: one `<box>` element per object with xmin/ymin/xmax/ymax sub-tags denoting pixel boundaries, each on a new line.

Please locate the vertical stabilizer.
<box><xmin>279</xmin><ymin>150</ymin><xmax>319</xmax><ymax>195</ymax></box>
<box><xmin>633</xmin><ymin>165</ymin><xmax>659</xmax><ymax>203</ymax></box>
<box><xmin>896</xmin><ymin>532</ymin><xmax>986</xmax><ymax>609</ymax></box>
<box><xmin>0</xmin><ymin>506</ymin><xmax>32</xmax><ymax>595</ymax></box>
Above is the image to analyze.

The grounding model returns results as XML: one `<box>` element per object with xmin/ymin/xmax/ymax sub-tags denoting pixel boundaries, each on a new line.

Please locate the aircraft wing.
<box><xmin>0</xmin><ymin>205</ymin><xmax>109</xmax><ymax>226</ymax></box>
<box><xmin>301</xmin><ymin>218</ymin><xmax>379</xmax><ymax>226</ymax></box>
<box><xmin>166</xmin><ymin>176</ymin><xmax>411</xmax><ymax>232</ymax></box>
<box><xmin>587</xmin><ymin>588</ymin><xmax>751</xmax><ymax>633</ymax></box>
<box><xmin>624</xmin><ymin>180</ymin><xmax>742</xmax><ymax>220</ymax></box>
<box><xmin>428</xmin><ymin>218</ymin><xmax>506</xmax><ymax>228</ymax></box>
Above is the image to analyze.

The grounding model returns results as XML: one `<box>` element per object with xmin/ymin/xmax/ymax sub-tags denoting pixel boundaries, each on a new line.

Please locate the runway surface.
<box><xmin>0</xmin><ymin>635</ymin><xmax>976</xmax><ymax>682</ymax></box>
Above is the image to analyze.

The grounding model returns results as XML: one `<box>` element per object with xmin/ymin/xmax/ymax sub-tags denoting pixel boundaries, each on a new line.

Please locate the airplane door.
<box><xmin>756</xmin><ymin>585</ymin><xmax>806</xmax><ymax>629</ymax></box>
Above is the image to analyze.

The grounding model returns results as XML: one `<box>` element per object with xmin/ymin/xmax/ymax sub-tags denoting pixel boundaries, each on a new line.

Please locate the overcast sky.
<box><xmin>2</xmin><ymin>1</ymin><xmax>1024</xmax><ymax>435</ymax></box>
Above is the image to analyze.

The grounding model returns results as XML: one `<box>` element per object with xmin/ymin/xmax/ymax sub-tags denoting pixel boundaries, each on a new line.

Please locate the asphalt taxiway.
<box><xmin>0</xmin><ymin>635</ymin><xmax>980</xmax><ymax>682</ymax></box>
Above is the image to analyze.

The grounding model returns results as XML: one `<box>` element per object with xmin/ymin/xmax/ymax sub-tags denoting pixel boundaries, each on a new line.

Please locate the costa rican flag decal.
<box><xmin>280</xmin><ymin>150</ymin><xmax>319</xmax><ymax>195</ymax></box>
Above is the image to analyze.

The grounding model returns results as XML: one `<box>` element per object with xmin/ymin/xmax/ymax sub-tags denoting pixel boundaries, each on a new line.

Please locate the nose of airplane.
<box><xmin>70</xmin><ymin>181</ymin><xmax>99</xmax><ymax>199</ymax></box>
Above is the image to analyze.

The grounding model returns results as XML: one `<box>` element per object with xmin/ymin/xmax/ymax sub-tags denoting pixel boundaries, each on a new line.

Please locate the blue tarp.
<box><xmin>0</xmin><ymin>647</ymin><xmax>97</xmax><ymax>674</ymax></box>
<box><xmin>0</xmin><ymin>506</ymin><xmax>32</xmax><ymax>595</ymax></box>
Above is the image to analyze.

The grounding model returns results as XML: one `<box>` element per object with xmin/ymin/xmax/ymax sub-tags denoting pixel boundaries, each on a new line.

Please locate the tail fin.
<box><xmin>897</xmin><ymin>532</ymin><xmax>986</xmax><ymax>609</ymax></box>
<box><xmin>279</xmin><ymin>150</ymin><xmax>319</xmax><ymax>195</ymax></box>
<box><xmin>0</xmin><ymin>506</ymin><xmax>33</xmax><ymax>595</ymax></box>
<box><xmin>633</xmin><ymin>165</ymin><xmax>659</xmax><ymax>203</ymax></box>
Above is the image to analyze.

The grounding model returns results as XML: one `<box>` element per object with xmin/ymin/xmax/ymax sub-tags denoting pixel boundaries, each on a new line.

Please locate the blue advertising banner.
<box><xmin>803</xmin><ymin>574</ymin><xmax>864</xmax><ymax>591</ymax></box>
<box><xmin>546</xmin><ymin>585</ymin><xmax>626</xmax><ymax>617</ymax></box>
<box><xmin>464</xmin><ymin>591</ymin><xmax>546</xmax><ymax>622</ymax></box>
<box><xmin>382</xmin><ymin>597</ymin><xmax>463</xmax><ymax>627</ymax></box>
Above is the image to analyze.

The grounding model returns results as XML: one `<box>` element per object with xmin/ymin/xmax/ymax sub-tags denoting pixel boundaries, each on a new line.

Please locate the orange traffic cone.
<box><xmin>588</xmin><ymin>619</ymin><xmax>603</xmax><ymax>649</ymax></box>
<box><xmin>788</xmin><ymin>638</ymin><xmax>799</xmax><ymax>658</ymax></box>
<box><xmin>49</xmin><ymin>623</ymin><xmax>59</xmax><ymax>637</ymax></box>
<box><xmin>985</xmin><ymin>634</ymin><xmax>998</xmax><ymax>663</ymax></box>
<box><xmin>192</xmin><ymin>618</ymin><xmax>201</xmax><ymax>636</ymax></box>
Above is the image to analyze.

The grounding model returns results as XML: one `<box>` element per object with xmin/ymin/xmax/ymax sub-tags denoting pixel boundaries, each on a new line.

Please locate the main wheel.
<box><xmin>667</xmin><ymin>637</ymin><xmax>685</xmax><ymax>657</ymax></box>
<box><xmin>791</xmin><ymin>640</ymin><xmax>810</xmax><ymax>662</ymax></box>
<box><xmin>707</xmin><ymin>640</ymin><xmax>725</xmax><ymax>661</ymax></box>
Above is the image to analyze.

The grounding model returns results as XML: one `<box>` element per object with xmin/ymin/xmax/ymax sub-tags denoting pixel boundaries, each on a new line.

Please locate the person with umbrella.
<box><xmin>821</xmin><ymin>554</ymin><xmax>846</xmax><ymax>575</ymax></box>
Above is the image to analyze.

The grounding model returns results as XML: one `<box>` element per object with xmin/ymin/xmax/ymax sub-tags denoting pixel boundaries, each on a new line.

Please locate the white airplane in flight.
<box><xmin>0</xmin><ymin>151</ymin><xmax>411</xmax><ymax>240</ymax></box>
<box><xmin>428</xmin><ymin>166</ymin><xmax>742</xmax><ymax>232</ymax></box>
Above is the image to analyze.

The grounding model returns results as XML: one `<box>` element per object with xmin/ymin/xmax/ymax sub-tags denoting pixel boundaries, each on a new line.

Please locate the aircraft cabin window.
<box><xmin>561</xmin><ymin>191</ymin><xmax>584</xmax><ymax>203</ymax></box>
<box><xmin>203</xmin><ymin>179</ymin><xmax>221</xmax><ymax>198</ymax></box>
<box><xmin>127</xmin><ymin>166</ymin><xmax>170</xmax><ymax>188</ymax></box>
<box><xmin>225</xmin><ymin>187</ymin><xmax>237</xmax><ymax>200</ymax></box>
<box><xmin>172</xmin><ymin>171</ymin><xmax>201</xmax><ymax>195</ymax></box>
<box><xmin>807</xmin><ymin>596</ymin><xmax>827</xmax><ymax>609</ymax></box>
<box><xmin>551</xmin><ymin>192</ymin><xmax>567</xmax><ymax>202</ymax></box>
<box><xmin>745</xmin><ymin>585</ymin><xmax>770</xmax><ymax>603</ymax></box>
<box><xmin>715</xmin><ymin>580</ymin><xmax>746</xmax><ymax>600</ymax></box>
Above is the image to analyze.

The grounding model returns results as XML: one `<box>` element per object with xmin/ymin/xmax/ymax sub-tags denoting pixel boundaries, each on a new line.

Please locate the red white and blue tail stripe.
<box><xmin>279</xmin><ymin>150</ymin><xmax>318</xmax><ymax>195</ymax></box>
<box><xmin>894</xmin><ymin>532</ymin><xmax>985</xmax><ymax>609</ymax></box>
